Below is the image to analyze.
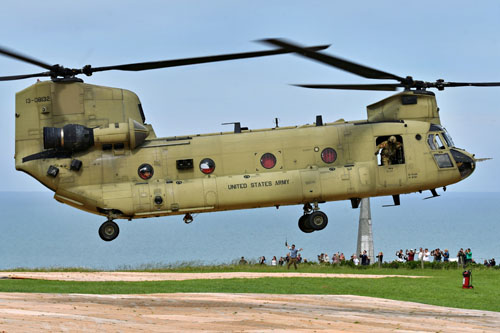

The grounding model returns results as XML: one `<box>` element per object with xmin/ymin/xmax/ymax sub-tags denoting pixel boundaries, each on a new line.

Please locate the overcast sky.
<box><xmin>1</xmin><ymin>1</ymin><xmax>499</xmax><ymax>193</ymax></box>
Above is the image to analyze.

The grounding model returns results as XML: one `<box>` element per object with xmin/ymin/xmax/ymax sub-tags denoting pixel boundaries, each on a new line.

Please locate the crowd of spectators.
<box><xmin>393</xmin><ymin>247</ymin><xmax>469</xmax><ymax>263</ymax></box>
<box><xmin>392</xmin><ymin>247</ymin><xmax>497</xmax><ymax>267</ymax></box>
<box><xmin>483</xmin><ymin>258</ymin><xmax>496</xmax><ymax>267</ymax></box>
<box><xmin>238</xmin><ymin>246</ymin><xmax>497</xmax><ymax>267</ymax></box>
<box><xmin>239</xmin><ymin>254</ymin><xmax>307</xmax><ymax>266</ymax></box>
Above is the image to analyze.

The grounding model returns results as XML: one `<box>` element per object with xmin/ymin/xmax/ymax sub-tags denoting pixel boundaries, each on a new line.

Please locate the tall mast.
<box><xmin>356</xmin><ymin>198</ymin><xmax>374</xmax><ymax>263</ymax></box>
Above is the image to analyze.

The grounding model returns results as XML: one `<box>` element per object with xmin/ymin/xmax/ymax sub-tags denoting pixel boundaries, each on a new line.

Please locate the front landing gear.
<box><xmin>298</xmin><ymin>214</ymin><xmax>314</xmax><ymax>233</ymax></box>
<box><xmin>99</xmin><ymin>220</ymin><xmax>120</xmax><ymax>241</ymax></box>
<box><xmin>298</xmin><ymin>203</ymin><xmax>328</xmax><ymax>233</ymax></box>
<box><xmin>308</xmin><ymin>211</ymin><xmax>328</xmax><ymax>230</ymax></box>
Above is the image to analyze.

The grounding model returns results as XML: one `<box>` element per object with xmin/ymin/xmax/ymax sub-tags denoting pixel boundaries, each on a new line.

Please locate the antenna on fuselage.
<box><xmin>221</xmin><ymin>122</ymin><xmax>248</xmax><ymax>133</ymax></box>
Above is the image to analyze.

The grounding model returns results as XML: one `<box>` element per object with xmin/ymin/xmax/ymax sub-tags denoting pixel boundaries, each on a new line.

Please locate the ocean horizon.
<box><xmin>0</xmin><ymin>190</ymin><xmax>498</xmax><ymax>270</ymax></box>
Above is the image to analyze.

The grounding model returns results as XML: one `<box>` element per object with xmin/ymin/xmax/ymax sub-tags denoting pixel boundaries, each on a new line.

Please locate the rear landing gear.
<box><xmin>99</xmin><ymin>220</ymin><xmax>119</xmax><ymax>241</ymax></box>
<box><xmin>183</xmin><ymin>213</ymin><xmax>193</xmax><ymax>224</ymax></box>
<box><xmin>298</xmin><ymin>203</ymin><xmax>328</xmax><ymax>233</ymax></box>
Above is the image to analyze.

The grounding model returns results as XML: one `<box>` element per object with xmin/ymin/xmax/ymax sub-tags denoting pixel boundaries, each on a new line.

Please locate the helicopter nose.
<box><xmin>450</xmin><ymin>149</ymin><xmax>475</xmax><ymax>179</ymax></box>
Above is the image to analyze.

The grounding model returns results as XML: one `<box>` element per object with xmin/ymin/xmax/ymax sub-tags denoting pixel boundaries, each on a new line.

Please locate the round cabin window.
<box><xmin>321</xmin><ymin>148</ymin><xmax>337</xmax><ymax>164</ymax></box>
<box><xmin>260</xmin><ymin>153</ymin><xmax>277</xmax><ymax>169</ymax></box>
<box><xmin>200</xmin><ymin>158</ymin><xmax>216</xmax><ymax>174</ymax></box>
<box><xmin>138</xmin><ymin>163</ymin><xmax>154</xmax><ymax>180</ymax></box>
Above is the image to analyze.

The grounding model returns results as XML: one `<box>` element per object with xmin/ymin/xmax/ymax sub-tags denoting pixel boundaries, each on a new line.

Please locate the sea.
<box><xmin>0</xmin><ymin>191</ymin><xmax>498</xmax><ymax>270</ymax></box>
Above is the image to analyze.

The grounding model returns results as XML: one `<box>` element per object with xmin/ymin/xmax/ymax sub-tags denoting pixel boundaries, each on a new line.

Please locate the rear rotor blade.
<box><xmin>0</xmin><ymin>72</ymin><xmax>51</xmax><ymax>81</ymax></box>
<box><xmin>0</xmin><ymin>43</ymin><xmax>329</xmax><ymax>81</ymax></box>
<box><xmin>261</xmin><ymin>38</ymin><xmax>406</xmax><ymax>82</ymax></box>
<box><xmin>89</xmin><ymin>44</ymin><xmax>330</xmax><ymax>74</ymax></box>
<box><xmin>0</xmin><ymin>46</ymin><xmax>53</xmax><ymax>70</ymax></box>
<box><xmin>293</xmin><ymin>83</ymin><xmax>402</xmax><ymax>91</ymax></box>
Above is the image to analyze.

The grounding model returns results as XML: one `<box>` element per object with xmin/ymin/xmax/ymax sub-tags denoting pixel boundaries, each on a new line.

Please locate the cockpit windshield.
<box><xmin>442</xmin><ymin>130</ymin><xmax>455</xmax><ymax>148</ymax></box>
<box><xmin>428</xmin><ymin>124</ymin><xmax>455</xmax><ymax>148</ymax></box>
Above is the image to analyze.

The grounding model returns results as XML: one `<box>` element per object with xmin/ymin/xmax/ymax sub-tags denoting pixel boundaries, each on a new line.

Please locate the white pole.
<box><xmin>356</xmin><ymin>198</ymin><xmax>374</xmax><ymax>264</ymax></box>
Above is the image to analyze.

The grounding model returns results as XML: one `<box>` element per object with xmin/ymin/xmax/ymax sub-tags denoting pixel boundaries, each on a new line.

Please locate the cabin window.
<box><xmin>199</xmin><ymin>158</ymin><xmax>216</xmax><ymax>174</ymax></box>
<box><xmin>138</xmin><ymin>163</ymin><xmax>154</xmax><ymax>180</ymax></box>
<box><xmin>321</xmin><ymin>148</ymin><xmax>337</xmax><ymax>164</ymax></box>
<box><xmin>260</xmin><ymin>153</ymin><xmax>277</xmax><ymax>169</ymax></box>
<box><xmin>375</xmin><ymin>135</ymin><xmax>404</xmax><ymax>166</ymax></box>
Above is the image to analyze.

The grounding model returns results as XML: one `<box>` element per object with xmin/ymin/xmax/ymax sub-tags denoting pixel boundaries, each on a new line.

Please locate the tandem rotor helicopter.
<box><xmin>1</xmin><ymin>39</ymin><xmax>496</xmax><ymax>241</ymax></box>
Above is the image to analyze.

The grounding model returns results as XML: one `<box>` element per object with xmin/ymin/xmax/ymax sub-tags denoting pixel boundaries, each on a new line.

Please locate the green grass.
<box><xmin>1</xmin><ymin>265</ymin><xmax>499</xmax><ymax>312</ymax></box>
<box><xmin>3</xmin><ymin>260</ymin><xmax>496</xmax><ymax>273</ymax></box>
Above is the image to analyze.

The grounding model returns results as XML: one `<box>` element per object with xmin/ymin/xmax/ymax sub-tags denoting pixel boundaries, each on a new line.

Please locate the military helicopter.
<box><xmin>1</xmin><ymin>39</ymin><xmax>496</xmax><ymax>241</ymax></box>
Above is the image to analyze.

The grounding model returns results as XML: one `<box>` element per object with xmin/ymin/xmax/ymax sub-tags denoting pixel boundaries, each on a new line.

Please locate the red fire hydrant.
<box><xmin>462</xmin><ymin>270</ymin><xmax>473</xmax><ymax>289</ymax></box>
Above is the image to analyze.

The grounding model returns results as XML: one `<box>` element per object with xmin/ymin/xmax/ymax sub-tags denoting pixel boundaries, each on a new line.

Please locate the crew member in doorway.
<box><xmin>375</xmin><ymin>136</ymin><xmax>402</xmax><ymax>166</ymax></box>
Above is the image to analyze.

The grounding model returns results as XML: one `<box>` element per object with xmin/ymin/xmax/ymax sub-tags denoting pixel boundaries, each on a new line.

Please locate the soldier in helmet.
<box><xmin>375</xmin><ymin>135</ymin><xmax>402</xmax><ymax>166</ymax></box>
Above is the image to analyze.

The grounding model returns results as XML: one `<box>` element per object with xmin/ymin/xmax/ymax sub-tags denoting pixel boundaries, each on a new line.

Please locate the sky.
<box><xmin>1</xmin><ymin>0</ymin><xmax>499</xmax><ymax>194</ymax></box>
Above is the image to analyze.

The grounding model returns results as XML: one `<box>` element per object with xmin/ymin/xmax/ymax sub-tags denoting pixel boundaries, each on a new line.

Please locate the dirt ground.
<box><xmin>1</xmin><ymin>271</ymin><xmax>429</xmax><ymax>281</ymax></box>
<box><xmin>0</xmin><ymin>272</ymin><xmax>498</xmax><ymax>332</ymax></box>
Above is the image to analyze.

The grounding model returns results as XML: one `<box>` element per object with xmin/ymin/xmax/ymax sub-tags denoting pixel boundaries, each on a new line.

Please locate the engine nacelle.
<box><xmin>43</xmin><ymin>118</ymin><xmax>149</xmax><ymax>152</ymax></box>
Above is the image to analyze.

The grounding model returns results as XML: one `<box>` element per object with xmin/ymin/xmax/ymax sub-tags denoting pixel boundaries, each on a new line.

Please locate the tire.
<box><xmin>308</xmin><ymin>211</ymin><xmax>328</xmax><ymax>231</ymax></box>
<box><xmin>298</xmin><ymin>214</ymin><xmax>314</xmax><ymax>233</ymax></box>
<box><xmin>99</xmin><ymin>220</ymin><xmax>120</xmax><ymax>241</ymax></box>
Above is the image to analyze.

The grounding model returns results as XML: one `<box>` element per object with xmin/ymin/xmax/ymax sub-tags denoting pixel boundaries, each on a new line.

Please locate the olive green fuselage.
<box><xmin>15</xmin><ymin>81</ymin><xmax>471</xmax><ymax>220</ymax></box>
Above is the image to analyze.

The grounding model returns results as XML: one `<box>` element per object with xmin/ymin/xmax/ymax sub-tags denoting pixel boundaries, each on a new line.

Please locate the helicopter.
<box><xmin>1</xmin><ymin>39</ymin><xmax>496</xmax><ymax>241</ymax></box>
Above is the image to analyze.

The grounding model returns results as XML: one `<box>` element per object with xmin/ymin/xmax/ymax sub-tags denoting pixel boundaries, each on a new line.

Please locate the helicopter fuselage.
<box><xmin>15</xmin><ymin>81</ymin><xmax>475</xmax><ymax>226</ymax></box>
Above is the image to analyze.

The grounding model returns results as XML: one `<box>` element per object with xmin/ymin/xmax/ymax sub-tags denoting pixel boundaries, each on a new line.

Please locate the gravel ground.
<box><xmin>0</xmin><ymin>292</ymin><xmax>499</xmax><ymax>332</ymax></box>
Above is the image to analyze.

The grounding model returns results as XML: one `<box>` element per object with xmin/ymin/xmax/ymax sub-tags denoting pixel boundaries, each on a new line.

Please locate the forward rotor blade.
<box><xmin>261</xmin><ymin>38</ymin><xmax>406</xmax><ymax>82</ymax></box>
<box><xmin>293</xmin><ymin>83</ymin><xmax>401</xmax><ymax>91</ymax></box>
<box><xmin>0</xmin><ymin>46</ymin><xmax>53</xmax><ymax>70</ymax></box>
<box><xmin>89</xmin><ymin>44</ymin><xmax>330</xmax><ymax>74</ymax></box>
<box><xmin>0</xmin><ymin>72</ymin><xmax>51</xmax><ymax>81</ymax></box>
<box><xmin>442</xmin><ymin>81</ymin><xmax>500</xmax><ymax>87</ymax></box>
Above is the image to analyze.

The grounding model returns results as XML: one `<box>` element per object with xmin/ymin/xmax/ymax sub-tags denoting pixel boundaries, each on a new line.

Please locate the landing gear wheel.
<box><xmin>183</xmin><ymin>213</ymin><xmax>193</xmax><ymax>224</ymax></box>
<box><xmin>308</xmin><ymin>211</ymin><xmax>328</xmax><ymax>231</ymax></box>
<box><xmin>99</xmin><ymin>220</ymin><xmax>120</xmax><ymax>241</ymax></box>
<box><xmin>298</xmin><ymin>214</ymin><xmax>314</xmax><ymax>233</ymax></box>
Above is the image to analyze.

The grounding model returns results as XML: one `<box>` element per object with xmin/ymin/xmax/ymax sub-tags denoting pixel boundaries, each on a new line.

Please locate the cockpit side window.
<box><xmin>429</xmin><ymin>124</ymin><xmax>455</xmax><ymax>148</ymax></box>
<box><xmin>427</xmin><ymin>134</ymin><xmax>436</xmax><ymax>150</ymax></box>
<box><xmin>435</xmin><ymin>134</ymin><xmax>445</xmax><ymax>149</ymax></box>
<box><xmin>433</xmin><ymin>153</ymin><xmax>454</xmax><ymax>168</ymax></box>
<box><xmin>428</xmin><ymin>132</ymin><xmax>452</xmax><ymax>151</ymax></box>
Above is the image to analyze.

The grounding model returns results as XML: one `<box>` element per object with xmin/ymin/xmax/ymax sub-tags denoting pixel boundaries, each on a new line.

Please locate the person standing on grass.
<box><xmin>285</xmin><ymin>242</ymin><xmax>303</xmax><ymax>270</ymax></box>
<box><xmin>239</xmin><ymin>256</ymin><xmax>248</xmax><ymax>265</ymax></box>
<box><xmin>465</xmin><ymin>248</ymin><xmax>472</xmax><ymax>265</ymax></box>
<box><xmin>361</xmin><ymin>250</ymin><xmax>369</xmax><ymax>266</ymax></box>
<box><xmin>271</xmin><ymin>256</ymin><xmax>277</xmax><ymax>266</ymax></box>
<box><xmin>443</xmin><ymin>249</ymin><xmax>449</xmax><ymax>262</ymax></box>
<box><xmin>377</xmin><ymin>251</ymin><xmax>384</xmax><ymax>263</ymax></box>
<box><xmin>418</xmin><ymin>247</ymin><xmax>424</xmax><ymax>261</ymax></box>
<box><xmin>423</xmin><ymin>248</ymin><xmax>431</xmax><ymax>262</ymax></box>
